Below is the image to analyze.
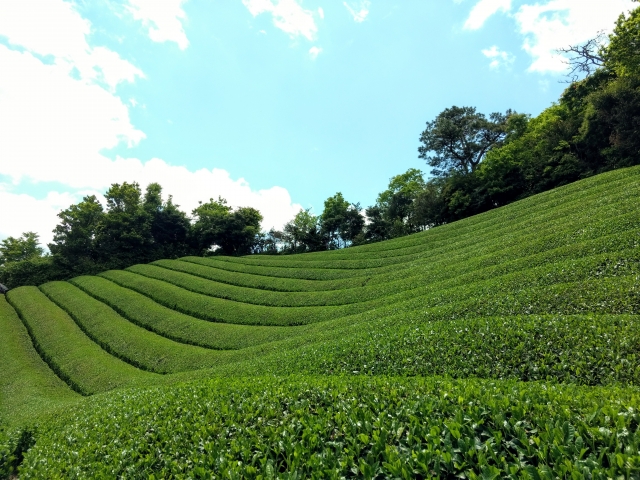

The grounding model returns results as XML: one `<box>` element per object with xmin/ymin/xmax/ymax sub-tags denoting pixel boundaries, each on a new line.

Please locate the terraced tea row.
<box><xmin>5</xmin><ymin>288</ymin><xmax>159</xmax><ymax>396</ymax></box>
<box><xmin>1</xmin><ymin>166</ymin><xmax>639</xmax><ymax>478</ymax></box>
<box><xmin>18</xmin><ymin>376</ymin><xmax>640</xmax><ymax>479</ymax></box>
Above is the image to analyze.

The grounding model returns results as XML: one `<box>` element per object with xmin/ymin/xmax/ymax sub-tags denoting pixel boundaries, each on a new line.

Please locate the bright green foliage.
<box><xmin>39</xmin><ymin>282</ymin><xmax>224</xmax><ymax>373</ymax></box>
<box><xmin>603</xmin><ymin>5</ymin><xmax>640</xmax><ymax>77</ymax></box>
<box><xmin>0</xmin><ymin>232</ymin><xmax>44</xmax><ymax>266</ymax></box>
<box><xmin>151</xmin><ymin>258</ymin><xmax>366</xmax><ymax>291</ymax></box>
<box><xmin>191</xmin><ymin>197</ymin><xmax>263</xmax><ymax>255</ymax></box>
<box><xmin>69</xmin><ymin>275</ymin><xmax>297</xmax><ymax>350</ymax></box>
<box><xmin>5</xmin><ymin>287</ymin><xmax>157</xmax><ymax>395</ymax></box>
<box><xmin>97</xmin><ymin>269</ymin><xmax>363</xmax><ymax>325</ymax></box>
<box><xmin>2</xmin><ymin>167</ymin><xmax>640</xmax><ymax>477</ymax></box>
<box><xmin>18</xmin><ymin>377</ymin><xmax>640</xmax><ymax>479</ymax></box>
<box><xmin>0</xmin><ymin>296</ymin><xmax>78</xmax><ymax>427</ymax></box>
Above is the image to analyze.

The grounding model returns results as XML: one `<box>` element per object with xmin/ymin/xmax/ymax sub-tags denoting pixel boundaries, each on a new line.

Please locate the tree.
<box><xmin>413</xmin><ymin>179</ymin><xmax>446</xmax><ymax>229</ymax></box>
<box><xmin>320</xmin><ymin>193</ymin><xmax>363</xmax><ymax>249</ymax></box>
<box><xmin>49</xmin><ymin>195</ymin><xmax>104</xmax><ymax>272</ymax></box>
<box><xmin>96</xmin><ymin>182</ymin><xmax>153</xmax><ymax>266</ymax></box>
<box><xmin>191</xmin><ymin>198</ymin><xmax>263</xmax><ymax>255</ymax></box>
<box><xmin>283</xmin><ymin>208</ymin><xmax>318</xmax><ymax>252</ymax></box>
<box><xmin>340</xmin><ymin>203</ymin><xmax>365</xmax><ymax>245</ymax></box>
<box><xmin>556</xmin><ymin>32</ymin><xmax>607</xmax><ymax>81</ymax></box>
<box><xmin>363</xmin><ymin>205</ymin><xmax>390</xmax><ymax>243</ymax></box>
<box><xmin>0</xmin><ymin>232</ymin><xmax>44</xmax><ymax>265</ymax></box>
<box><xmin>603</xmin><ymin>4</ymin><xmax>640</xmax><ymax>78</ymax></box>
<box><xmin>144</xmin><ymin>183</ymin><xmax>192</xmax><ymax>259</ymax></box>
<box><xmin>376</xmin><ymin>168</ymin><xmax>427</xmax><ymax>236</ymax></box>
<box><xmin>418</xmin><ymin>106</ymin><xmax>514</xmax><ymax>176</ymax></box>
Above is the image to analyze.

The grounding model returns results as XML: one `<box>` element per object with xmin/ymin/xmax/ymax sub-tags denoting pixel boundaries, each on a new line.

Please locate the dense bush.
<box><xmin>18</xmin><ymin>377</ymin><xmax>640</xmax><ymax>479</ymax></box>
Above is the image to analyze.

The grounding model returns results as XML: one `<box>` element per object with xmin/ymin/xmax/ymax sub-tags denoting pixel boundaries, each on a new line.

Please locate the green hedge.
<box><xmin>0</xmin><ymin>296</ymin><xmax>78</xmax><ymax>428</ymax></box>
<box><xmin>70</xmin><ymin>276</ymin><xmax>300</xmax><ymax>350</ymax></box>
<box><xmin>18</xmin><ymin>376</ymin><xmax>640</xmax><ymax>478</ymax></box>
<box><xmin>5</xmin><ymin>287</ymin><xmax>157</xmax><ymax>396</ymax></box>
<box><xmin>40</xmin><ymin>282</ymin><xmax>228</xmax><ymax>374</ymax></box>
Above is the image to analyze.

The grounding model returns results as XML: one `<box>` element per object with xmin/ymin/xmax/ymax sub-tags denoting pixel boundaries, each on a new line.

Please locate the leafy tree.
<box><xmin>191</xmin><ymin>198</ymin><xmax>263</xmax><ymax>255</ymax></box>
<box><xmin>603</xmin><ymin>4</ymin><xmax>640</xmax><ymax>78</ymax></box>
<box><xmin>96</xmin><ymin>182</ymin><xmax>153</xmax><ymax>266</ymax></box>
<box><xmin>413</xmin><ymin>179</ymin><xmax>446</xmax><ymax>229</ymax></box>
<box><xmin>0</xmin><ymin>232</ymin><xmax>44</xmax><ymax>265</ymax></box>
<box><xmin>579</xmin><ymin>75</ymin><xmax>640</xmax><ymax>170</ymax></box>
<box><xmin>144</xmin><ymin>183</ymin><xmax>192</xmax><ymax>259</ymax></box>
<box><xmin>253</xmin><ymin>229</ymin><xmax>283</xmax><ymax>254</ymax></box>
<box><xmin>418</xmin><ymin>106</ymin><xmax>516</xmax><ymax>176</ymax></box>
<box><xmin>283</xmin><ymin>209</ymin><xmax>318</xmax><ymax>252</ymax></box>
<box><xmin>49</xmin><ymin>195</ymin><xmax>104</xmax><ymax>272</ymax></box>
<box><xmin>340</xmin><ymin>203</ymin><xmax>365</xmax><ymax>246</ymax></box>
<box><xmin>320</xmin><ymin>193</ymin><xmax>363</xmax><ymax>249</ymax></box>
<box><xmin>376</xmin><ymin>168</ymin><xmax>427</xmax><ymax>236</ymax></box>
<box><xmin>363</xmin><ymin>205</ymin><xmax>390</xmax><ymax>243</ymax></box>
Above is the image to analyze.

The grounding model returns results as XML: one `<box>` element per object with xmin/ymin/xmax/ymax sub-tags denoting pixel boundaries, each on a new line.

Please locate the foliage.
<box><xmin>418</xmin><ymin>106</ymin><xmax>516</xmax><ymax>176</ymax></box>
<box><xmin>5</xmin><ymin>287</ymin><xmax>156</xmax><ymax>395</ymax></box>
<box><xmin>1</xmin><ymin>167</ymin><xmax>640</xmax><ymax>476</ymax></box>
<box><xmin>40</xmin><ymin>281</ymin><xmax>224</xmax><ymax>374</ymax></box>
<box><xmin>18</xmin><ymin>377</ymin><xmax>640</xmax><ymax>479</ymax></box>
<box><xmin>0</xmin><ymin>296</ymin><xmax>78</xmax><ymax>428</ymax></box>
<box><xmin>603</xmin><ymin>5</ymin><xmax>640</xmax><ymax>78</ymax></box>
<box><xmin>69</xmin><ymin>275</ymin><xmax>294</xmax><ymax>350</ymax></box>
<box><xmin>0</xmin><ymin>232</ymin><xmax>44</xmax><ymax>266</ymax></box>
<box><xmin>191</xmin><ymin>197</ymin><xmax>263</xmax><ymax>256</ymax></box>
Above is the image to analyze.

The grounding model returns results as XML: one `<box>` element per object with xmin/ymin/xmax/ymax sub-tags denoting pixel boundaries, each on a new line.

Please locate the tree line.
<box><xmin>2</xmin><ymin>4</ymin><xmax>639</xmax><ymax>288</ymax></box>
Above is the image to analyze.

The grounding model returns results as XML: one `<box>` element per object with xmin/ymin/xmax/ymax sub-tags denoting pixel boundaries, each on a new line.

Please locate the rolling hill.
<box><xmin>1</xmin><ymin>166</ymin><xmax>639</xmax><ymax>478</ymax></box>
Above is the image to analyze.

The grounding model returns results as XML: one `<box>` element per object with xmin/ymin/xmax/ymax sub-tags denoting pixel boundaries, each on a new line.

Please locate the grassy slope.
<box><xmin>0</xmin><ymin>297</ymin><xmax>78</xmax><ymax>428</ymax></box>
<box><xmin>1</xmin><ymin>166</ymin><xmax>640</xmax><ymax>477</ymax></box>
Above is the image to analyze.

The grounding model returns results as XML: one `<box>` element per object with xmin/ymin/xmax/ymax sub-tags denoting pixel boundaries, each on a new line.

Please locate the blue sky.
<box><xmin>0</xmin><ymin>0</ymin><xmax>635</xmax><ymax>244</ymax></box>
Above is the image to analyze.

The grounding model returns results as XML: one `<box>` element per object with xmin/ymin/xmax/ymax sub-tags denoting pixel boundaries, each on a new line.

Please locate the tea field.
<box><xmin>1</xmin><ymin>166</ymin><xmax>640</xmax><ymax>478</ymax></box>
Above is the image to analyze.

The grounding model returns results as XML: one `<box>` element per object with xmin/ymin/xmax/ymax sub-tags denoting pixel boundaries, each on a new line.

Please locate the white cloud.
<box><xmin>309</xmin><ymin>46</ymin><xmax>322</xmax><ymax>59</ymax></box>
<box><xmin>242</xmin><ymin>0</ymin><xmax>318</xmax><ymax>40</ymax></box>
<box><xmin>514</xmin><ymin>0</ymin><xmax>635</xmax><ymax>73</ymax></box>
<box><xmin>0</xmin><ymin>189</ymin><xmax>99</xmax><ymax>246</ymax></box>
<box><xmin>481</xmin><ymin>45</ymin><xmax>515</xmax><ymax>69</ymax></box>
<box><xmin>0</xmin><ymin>0</ymin><xmax>304</xmax><ymax>244</ymax></box>
<box><xmin>318</xmin><ymin>7</ymin><xmax>325</xmax><ymax>19</ymax></box>
<box><xmin>127</xmin><ymin>0</ymin><xmax>189</xmax><ymax>50</ymax></box>
<box><xmin>343</xmin><ymin>1</ymin><xmax>371</xmax><ymax>23</ymax></box>
<box><xmin>464</xmin><ymin>0</ymin><xmax>511</xmax><ymax>30</ymax></box>
<box><xmin>0</xmin><ymin>0</ymin><xmax>144</xmax><ymax>89</ymax></box>
<box><xmin>0</xmin><ymin>45</ymin><xmax>145</xmax><ymax>186</ymax></box>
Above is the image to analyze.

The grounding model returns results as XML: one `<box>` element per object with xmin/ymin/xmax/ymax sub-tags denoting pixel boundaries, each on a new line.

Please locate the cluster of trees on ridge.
<box><xmin>1</xmin><ymin>4</ymin><xmax>639</xmax><ymax>289</ymax></box>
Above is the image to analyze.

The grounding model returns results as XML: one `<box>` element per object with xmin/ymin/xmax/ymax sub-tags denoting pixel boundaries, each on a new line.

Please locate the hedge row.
<box><xmin>5</xmin><ymin>287</ymin><xmax>157</xmax><ymax>396</ymax></box>
<box><xmin>70</xmin><ymin>276</ymin><xmax>300</xmax><ymax>350</ymax></box>
<box><xmin>0</xmin><ymin>296</ymin><xmax>78</xmax><ymax>428</ymax></box>
<box><xmin>18</xmin><ymin>376</ymin><xmax>640</xmax><ymax>478</ymax></box>
<box><xmin>132</xmin><ymin>247</ymin><xmax>640</xmax><ymax>312</ymax></box>
<box><xmin>40</xmin><ymin>282</ymin><xmax>227</xmax><ymax>374</ymax></box>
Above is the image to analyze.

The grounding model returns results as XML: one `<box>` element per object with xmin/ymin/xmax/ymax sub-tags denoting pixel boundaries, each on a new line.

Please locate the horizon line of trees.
<box><xmin>2</xmin><ymin>3</ymin><xmax>639</xmax><ymax>288</ymax></box>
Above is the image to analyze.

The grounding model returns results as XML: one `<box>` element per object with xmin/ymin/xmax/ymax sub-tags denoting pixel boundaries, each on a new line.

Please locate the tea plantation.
<box><xmin>1</xmin><ymin>166</ymin><xmax>639</xmax><ymax>478</ymax></box>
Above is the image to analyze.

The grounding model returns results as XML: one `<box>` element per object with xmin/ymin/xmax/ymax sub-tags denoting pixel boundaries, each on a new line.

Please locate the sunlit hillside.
<box><xmin>2</xmin><ymin>166</ymin><xmax>639</xmax><ymax>478</ymax></box>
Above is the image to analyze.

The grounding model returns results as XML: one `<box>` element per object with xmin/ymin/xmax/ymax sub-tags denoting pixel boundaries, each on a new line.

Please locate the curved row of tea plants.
<box><xmin>18</xmin><ymin>376</ymin><xmax>640</xmax><ymax>479</ymax></box>
<box><xmin>1</xmin><ymin>166</ymin><xmax>640</xmax><ymax>478</ymax></box>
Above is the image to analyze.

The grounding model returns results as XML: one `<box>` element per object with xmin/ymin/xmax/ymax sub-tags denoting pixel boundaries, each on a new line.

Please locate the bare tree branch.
<box><xmin>556</xmin><ymin>31</ymin><xmax>607</xmax><ymax>82</ymax></box>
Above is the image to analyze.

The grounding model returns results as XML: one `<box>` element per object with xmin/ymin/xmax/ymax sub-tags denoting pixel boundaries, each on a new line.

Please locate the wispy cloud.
<box><xmin>464</xmin><ymin>0</ymin><xmax>511</xmax><ymax>30</ymax></box>
<box><xmin>482</xmin><ymin>45</ymin><xmax>515</xmax><ymax>69</ymax></box>
<box><xmin>514</xmin><ymin>0</ymin><xmax>635</xmax><ymax>73</ymax></box>
<box><xmin>242</xmin><ymin>0</ymin><xmax>319</xmax><ymax>40</ymax></box>
<box><xmin>0</xmin><ymin>0</ymin><xmax>303</xmax><ymax>243</ymax></box>
<box><xmin>0</xmin><ymin>0</ymin><xmax>144</xmax><ymax>90</ymax></box>
<box><xmin>309</xmin><ymin>46</ymin><xmax>322</xmax><ymax>60</ymax></box>
<box><xmin>343</xmin><ymin>0</ymin><xmax>371</xmax><ymax>23</ymax></box>
<box><xmin>127</xmin><ymin>0</ymin><xmax>189</xmax><ymax>50</ymax></box>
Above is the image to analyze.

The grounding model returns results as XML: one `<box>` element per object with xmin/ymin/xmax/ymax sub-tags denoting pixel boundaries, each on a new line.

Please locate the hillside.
<box><xmin>1</xmin><ymin>166</ymin><xmax>640</xmax><ymax>478</ymax></box>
